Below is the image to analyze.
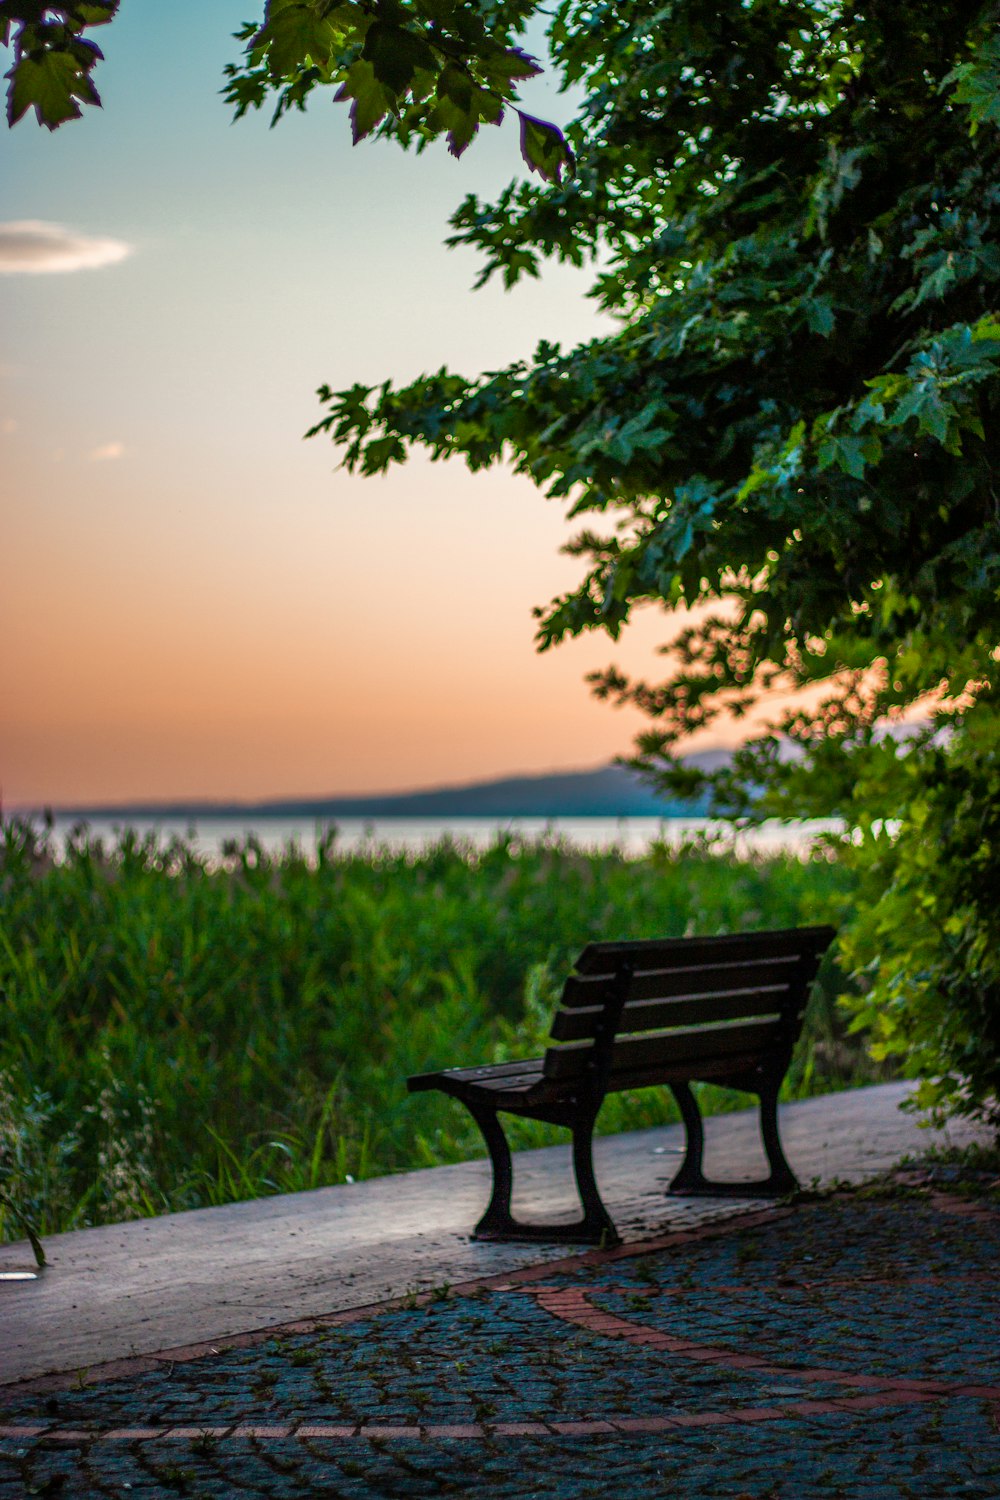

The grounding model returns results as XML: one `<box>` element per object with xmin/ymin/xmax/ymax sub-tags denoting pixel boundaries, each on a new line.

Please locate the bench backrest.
<box><xmin>542</xmin><ymin>926</ymin><xmax>835</xmax><ymax>1091</ymax></box>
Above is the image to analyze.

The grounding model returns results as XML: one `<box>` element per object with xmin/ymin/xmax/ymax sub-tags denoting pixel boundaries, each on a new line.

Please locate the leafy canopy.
<box><xmin>304</xmin><ymin>0</ymin><xmax>1000</xmax><ymax>1123</ymax></box>
<box><xmin>2</xmin><ymin>0</ymin><xmax>573</xmax><ymax>179</ymax></box>
<box><xmin>314</xmin><ymin>1</ymin><xmax>999</xmax><ymax>761</ymax></box>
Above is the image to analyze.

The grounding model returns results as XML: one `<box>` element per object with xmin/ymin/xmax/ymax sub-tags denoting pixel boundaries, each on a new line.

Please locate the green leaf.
<box><xmin>334</xmin><ymin>59</ymin><xmax>389</xmax><ymax>143</ymax></box>
<box><xmin>437</xmin><ymin>63</ymin><xmax>473</xmax><ymax>109</ymax></box>
<box><xmin>74</xmin><ymin>2</ymin><xmax>119</xmax><ymax>24</ymax></box>
<box><xmin>6</xmin><ymin>47</ymin><xmax>98</xmax><ymax>129</ymax></box>
<box><xmin>972</xmin><ymin>315</ymin><xmax>1000</xmax><ymax>344</ymax></box>
<box><xmin>889</xmin><ymin>383</ymin><xmax>956</xmax><ymax>445</ymax></box>
<box><xmin>803</xmin><ymin>297</ymin><xmax>835</xmax><ymax>337</ymax></box>
<box><xmin>518</xmin><ymin>111</ymin><xmax>573</xmax><ymax>183</ymax></box>
<box><xmin>478</xmin><ymin>46</ymin><xmax>541</xmax><ymax>90</ymax></box>
<box><xmin>256</xmin><ymin>5</ymin><xmax>337</xmax><ymax>78</ymax></box>
<box><xmin>946</xmin><ymin>36</ymin><xmax>1000</xmax><ymax>134</ymax></box>
<box><xmin>428</xmin><ymin>91</ymin><xmax>478</xmax><ymax>157</ymax></box>
<box><xmin>363</xmin><ymin>23</ymin><xmax>437</xmax><ymax>97</ymax></box>
<box><xmin>360</xmin><ymin>433</ymin><xmax>406</xmax><ymax>473</ymax></box>
<box><xmin>817</xmin><ymin>433</ymin><xmax>868</xmax><ymax>479</ymax></box>
<box><xmin>909</xmin><ymin>259</ymin><xmax>958</xmax><ymax>308</ymax></box>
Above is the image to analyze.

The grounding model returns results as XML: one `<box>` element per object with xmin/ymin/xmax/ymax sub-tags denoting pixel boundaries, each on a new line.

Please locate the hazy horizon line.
<box><xmin>8</xmin><ymin>754</ymin><xmax>730</xmax><ymax>818</ymax></box>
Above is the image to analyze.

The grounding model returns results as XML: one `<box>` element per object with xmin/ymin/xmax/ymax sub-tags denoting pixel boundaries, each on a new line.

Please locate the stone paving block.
<box><xmin>609</xmin><ymin>1416</ymin><xmax>670</xmax><ymax>1432</ymax></box>
<box><xmin>422</xmin><ymin>1423</ymin><xmax>483</xmax><ymax>1438</ymax></box>
<box><xmin>549</xmin><ymin>1419</ymin><xmax>616</xmax><ymax>1434</ymax></box>
<box><xmin>727</xmin><ymin>1405</ymin><xmax>788</xmax><ymax>1422</ymax></box>
<box><xmin>361</xmin><ymin>1423</ymin><xmax>423</xmax><ymax>1437</ymax></box>
<box><xmin>101</xmin><ymin>1426</ymin><xmax>167</xmax><ymax>1439</ymax></box>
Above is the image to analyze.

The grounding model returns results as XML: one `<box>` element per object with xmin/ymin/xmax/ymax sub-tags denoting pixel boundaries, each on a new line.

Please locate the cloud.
<box><xmin>88</xmin><ymin>441</ymin><xmax>125</xmax><ymax>462</ymax></box>
<box><xmin>0</xmin><ymin>221</ymin><xmax>132</xmax><ymax>275</ymax></box>
<box><xmin>1</xmin><ymin>418</ymin><xmax>16</xmax><ymax>435</ymax></box>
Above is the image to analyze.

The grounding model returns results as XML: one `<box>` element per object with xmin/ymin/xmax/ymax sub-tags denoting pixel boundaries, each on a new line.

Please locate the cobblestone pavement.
<box><xmin>1</xmin><ymin>1183</ymin><xmax>998</xmax><ymax>1499</ymax></box>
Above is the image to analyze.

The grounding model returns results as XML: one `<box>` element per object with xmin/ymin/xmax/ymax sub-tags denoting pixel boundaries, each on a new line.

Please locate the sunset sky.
<box><xmin>3</xmin><ymin>1</ymin><xmax>695</xmax><ymax>810</ymax></box>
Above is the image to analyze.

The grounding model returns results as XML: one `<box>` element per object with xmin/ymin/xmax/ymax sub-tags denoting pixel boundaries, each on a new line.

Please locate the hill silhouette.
<box><xmin>52</xmin><ymin>754</ymin><xmax>734</xmax><ymax>821</ymax></box>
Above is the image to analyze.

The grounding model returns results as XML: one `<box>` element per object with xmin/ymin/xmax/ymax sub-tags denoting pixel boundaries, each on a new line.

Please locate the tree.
<box><xmin>306</xmin><ymin>0</ymin><xmax>1000</xmax><ymax>1126</ymax></box>
<box><xmin>7</xmin><ymin>0</ymin><xmax>1000</xmax><ymax>1124</ymax></box>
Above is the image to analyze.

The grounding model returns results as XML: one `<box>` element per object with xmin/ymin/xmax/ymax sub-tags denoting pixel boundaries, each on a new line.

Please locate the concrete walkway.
<box><xmin>0</xmin><ymin>1082</ymin><xmax>988</xmax><ymax>1389</ymax></box>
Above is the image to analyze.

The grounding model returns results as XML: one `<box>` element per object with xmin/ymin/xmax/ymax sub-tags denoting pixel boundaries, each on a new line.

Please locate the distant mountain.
<box><xmin>52</xmin><ymin>753</ymin><xmax>735</xmax><ymax>822</ymax></box>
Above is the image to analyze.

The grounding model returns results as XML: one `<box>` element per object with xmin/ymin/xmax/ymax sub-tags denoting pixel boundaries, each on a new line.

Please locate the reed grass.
<box><xmin>0</xmin><ymin>818</ymin><xmax>885</xmax><ymax>1242</ymax></box>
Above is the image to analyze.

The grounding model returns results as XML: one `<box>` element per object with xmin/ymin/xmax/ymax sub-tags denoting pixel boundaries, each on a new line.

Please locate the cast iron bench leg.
<box><xmin>570</xmin><ymin>1108</ymin><xmax>620</xmax><ymax>1245</ymax></box>
<box><xmin>757</xmin><ymin>1074</ymin><xmax>799</xmax><ymax>1196</ymax></box>
<box><xmin>468</xmin><ymin>1103</ymin><xmax>516</xmax><ymax>1239</ymax></box>
<box><xmin>666</xmin><ymin>1079</ymin><xmax>799</xmax><ymax>1198</ymax></box>
<box><xmin>667</xmin><ymin>1081</ymin><xmax>708</xmax><ymax>1193</ymax></box>
<box><xmin>466</xmin><ymin>1102</ymin><xmax>619</xmax><ymax>1245</ymax></box>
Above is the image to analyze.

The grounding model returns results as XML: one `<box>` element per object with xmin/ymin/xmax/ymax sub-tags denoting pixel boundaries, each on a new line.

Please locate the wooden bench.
<box><xmin>407</xmin><ymin>925</ymin><xmax>835</xmax><ymax>1245</ymax></box>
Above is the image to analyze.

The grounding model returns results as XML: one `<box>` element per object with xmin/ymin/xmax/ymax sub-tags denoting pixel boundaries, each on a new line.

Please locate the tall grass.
<box><xmin>0</xmin><ymin>818</ymin><xmax>883</xmax><ymax>1242</ymax></box>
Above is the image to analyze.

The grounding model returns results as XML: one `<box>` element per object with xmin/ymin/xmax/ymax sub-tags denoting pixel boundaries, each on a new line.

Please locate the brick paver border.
<box><xmin>525</xmin><ymin>1282</ymin><xmax>1000</xmax><ymax>1400</ymax></box>
<box><xmin>0</xmin><ymin>1389</ymin><xmax>945</xmax><ymax>1445</ymax></box>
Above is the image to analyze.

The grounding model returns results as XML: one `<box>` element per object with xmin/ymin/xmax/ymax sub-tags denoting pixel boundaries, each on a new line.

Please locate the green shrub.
<box><xmin>839</xmin><ymin>727</ymin><xmax>1000</xmax><ymax>1129</ymax></box>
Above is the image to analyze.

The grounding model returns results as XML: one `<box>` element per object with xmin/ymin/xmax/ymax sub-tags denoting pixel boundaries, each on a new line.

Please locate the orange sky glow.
<box><xmin>1</xmin><ymin>2</ymin><xmax>771</xmax><ymax>812</ymax></box>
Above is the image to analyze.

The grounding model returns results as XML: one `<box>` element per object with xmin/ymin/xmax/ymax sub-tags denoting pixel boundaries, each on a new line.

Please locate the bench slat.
<box><xmin>559</xmin><ymin>954</ymin><xmax>805</xmax><ymax>1008</ymax></box>
<box><xmin>542</xmin><ymin>1018</ymin><xmax>785</xmax><ymax>1081</ymax></box>
<box><xmin>598</xmin><ymin>1052</ymin><xmax>769</xmax><ymax>1092</ymax></box>
<box><xmin>409</xmin><ymin>1059</ymin><xmax>545</xmax><ymax>1094</ymax></box>
<box><xmin>425</xmin><ymin>1059</ymin><xmax>544</xmax><ymax>1082</ymax></box>
<box><xmin>549</xmin><ymin>985</ymin><xmax>796</xmax><ymax>1041</ymax></box>
<box><xmin>572</xmin><ymin>925</ymin><xmax>834</xmax><ymax>977</ymax></box>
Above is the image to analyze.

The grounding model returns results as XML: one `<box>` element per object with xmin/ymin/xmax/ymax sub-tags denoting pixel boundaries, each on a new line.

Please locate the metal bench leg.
<box><xmin>571</xmin><ymin>1111</ymin><xmax>620</xmax><ymax>1246</ymax></box>
<box><xmin>758</xmin><ymin>1076</ymin><xmax>799</xmax><ymax>1196</ymax></box>
<box><xmin>467</xmin><ymin>1104</ymin><xmax>517</xmax><ymax>1239</ymax></box>
<box><xmin>666</xmin><ymin>1079</ymin><xmax>798</xmax><ymax>1198</ymax></box>
<box><xmin>667</xmin><ymin>1081</ymin><xmax>709</xmax><ymax>1193</ymax></box>
<box><xmin>466</xmin><ymin>1103</ymin><xmax>619</xmax><ymax>1246</ymax></box>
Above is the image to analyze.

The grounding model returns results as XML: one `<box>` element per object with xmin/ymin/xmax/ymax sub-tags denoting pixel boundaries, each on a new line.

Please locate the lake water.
<box><xmin>43</xmin><ymin>813</ymin><xmax>844</xmax><ymax>860</ymax></box>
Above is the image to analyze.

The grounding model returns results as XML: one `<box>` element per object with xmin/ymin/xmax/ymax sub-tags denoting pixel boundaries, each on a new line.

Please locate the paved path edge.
<box><xmin>0</xmin><ymin>1206</ymin><xmax>788</xmax><ymax>1402</ymax></box>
